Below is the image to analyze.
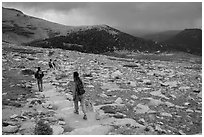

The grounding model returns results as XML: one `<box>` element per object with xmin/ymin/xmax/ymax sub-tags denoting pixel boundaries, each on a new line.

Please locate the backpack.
<box><xmin>76</xmin><ymin>78</ymin><xmax>85</xmax><ymax>95</ymax></box>
<box><xmin>35</xmin><ymin>70</ymin><xmax>44</xmax><ymax>79</ymax></box>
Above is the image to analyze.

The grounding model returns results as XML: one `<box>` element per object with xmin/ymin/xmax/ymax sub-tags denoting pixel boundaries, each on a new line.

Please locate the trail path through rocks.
<box><xmin>32</xmin><ymin>71</ymin><xmax>144</xmax><ymax>135</ymax></box>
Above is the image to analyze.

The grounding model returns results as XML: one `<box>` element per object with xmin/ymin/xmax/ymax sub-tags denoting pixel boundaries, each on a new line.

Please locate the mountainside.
<box><xmin>141</xmin><ymin>30</ymin><xmax>181</xmax><ymax>42</ymax></box>
<box><xmin>2</xmin><ymin>7</ymin><xmax>75</xmax><ymax>44</ymax></box>
<box><xmin>26</xmin><ymin>25</ymin><xmax>163</xmax><ymax>54</ymax></box>
<box><xmin>2</xmin><ymin>7</ymin><xmax>201</xmax><ymax>55</ymax></box>
<box><xmin>164</xmin><ymin>29</ymin><xmax>202</xmax><ymax>55</ymax></box>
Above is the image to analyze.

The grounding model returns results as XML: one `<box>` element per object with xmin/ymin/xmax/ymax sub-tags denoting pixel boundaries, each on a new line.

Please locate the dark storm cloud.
<box><xmin>2</xmin><ymin>2</ymin><xmax>202</xmax><ymax>31</ymax></box>
<box><xmin>3</xmin><ymin>2</ymin><xmax>89</xmax><ymax>11</ymax></box>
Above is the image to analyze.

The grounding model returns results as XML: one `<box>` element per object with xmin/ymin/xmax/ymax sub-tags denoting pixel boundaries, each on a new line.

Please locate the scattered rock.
<box><xmin>129</xmin><ymin>81</ymin><xmax>137</xmax><ymax>87</ymax></box>
<box><xmin>86</xmin><ymin>85</ymin><xmax>94</xmax><ymax>88</ymax></box>
<box><xmin>112</xmin><ymin>118</ymin><xmax>145</xmax><ymax>128</ymax></box>
<box><xmin>160</xmin><ymin>81</ymin><xmax>178</xmax><ymax>88</ymax></box>
<box><xmin>186</xmin><ymin>109</ymin><xmax>194</xmax><ymax>113</ymax></box>
<box><xmin>178</xmin><ymin>130</ymin><xmax>186</xmax><ymax>135</ymax></box>
<box><xmin>131</xmin><ymin>95</ymin><xmax>138</xmax><ymax>100</ymax></box>
<box><xmin>138</xmin><ymin>118</ymin><xmax>146</xmax><ymax>125</ymax></box>
<box><xmin>197</xmin><ymin>92</ymin><xmax>202</xmax><ymax>98</ymax></box>
<box><xmin>160</xmin><ymin>112</ymin><xmax>172</xmax><ymax>117</ymax></box>
<box><xmin>65</xmin><ymin>93</ymin><xmax>73</xmax><ymax>101</ymax></box>
<box><xmin>192</xmin><ymin>88</ymin><xmax>201</xmax><ymax>93</ymax></box>
<box><xmin>21</xmin><ymin>69</ymin><xmax>35</xmax><ymax>75</ymax></box>
<box><xmin>115</xmin><ymin>97</ymin><xmax>123</xmax><ymax>104</ymax></box>
<box><xmin>99</xmin><ymin>93</ymin><xmax>108</xmax><ymax>98</ymax></box>
<box><xmin>112</xmin><ymin>112</ymin><xmax>126</xmax><ymax>119</ymax></box>
<box><xmin>10</xmin><ymin>114</ymin><xmax>18</xmax><ymax>119</ymax></box>
<box><xmin>101</xmin><ymin>82</ymin><xmax>120</xmax><ymax>91</ymax></box>
<box><xmin>95</xmin><ymin>109</ymin><xmax>109</xmax><ymax>120</ymax></box>
<box><xmin>68</xmin><ymin>125</ymin><xmax>113</xmax><ymax>135</ymax></box>
<box><xmin>111</xmin><ymin>70</ymin><xmax>122</xmax><ymax>79</ymax></box>
<box><xmin>150</xmin><ymin>90</ymin><xmax>169</xmax><ymax>99</ymax></box>
<box><xmin>143</xmin><ymin>79</ymin><xmax>151</xmax><ymax>85</ymax></box>
<box><xmin>155</xmin><ymin>124</ymin><xmax>166</xmax><ymax>134</ymax></box>
<box><xmin>3</xmin><ymin>121</ymin><xmax>18</xmax><ymax>126</ymax></box>
<box><xmin>58</xmin><ymin>121</ymin><xmax>66</xmax><ymax>125</ymax></box>
<box><xmin>179</xmin><ymin>86</ymin><xmax>190</xmax><ymax>91</ymax></box>
<box><xmin>3</xmin><ymin>125</ymin><xmax>18</xmax><ymax>133</ymax></box>
<box><xmin>51</xmin><ymin>125</ymin><xmax>64</xmax><ymax>135</ymax></box>
<box><xmin>134</xmin><ymin>104</ymin><xmax>150</xmax><ymax>114</ymax></box>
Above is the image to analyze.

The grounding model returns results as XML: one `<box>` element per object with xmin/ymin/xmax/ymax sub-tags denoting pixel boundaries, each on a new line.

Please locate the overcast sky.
<box><xmin>2</xmin><ymin>2</ymin><xmax>202</xmax><ymax>32</ymax></box>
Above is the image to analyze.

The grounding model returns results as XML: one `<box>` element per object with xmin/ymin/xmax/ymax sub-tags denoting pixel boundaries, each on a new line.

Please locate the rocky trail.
<box><xmin>2</xmin><ymin>43</ymin><xmax>202</xmax><ymax>135</ymax></box>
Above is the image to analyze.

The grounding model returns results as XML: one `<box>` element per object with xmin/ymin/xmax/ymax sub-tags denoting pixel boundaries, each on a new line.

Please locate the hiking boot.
<box><xmin>83</xmin><ymin>115</ymin><xmax>87</xmax><ymax>120</ymax></box>
<box><xmin>74</xmin><ymin>110</ymin><xmax>79</xmax><ymax>114</ymax></box>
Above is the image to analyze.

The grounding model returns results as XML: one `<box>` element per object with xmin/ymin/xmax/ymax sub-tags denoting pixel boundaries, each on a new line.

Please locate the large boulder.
<box><xmin>3</xmin><ymin>125</ymin><xmax>18</xmax><ymax>133</ymax></box>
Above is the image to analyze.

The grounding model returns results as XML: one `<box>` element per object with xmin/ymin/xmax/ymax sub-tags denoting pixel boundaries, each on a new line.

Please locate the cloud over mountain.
<box><xmin>3</xmin><ymin>2</ymin><xmax>202</xmax><ymax>32</ymax></box>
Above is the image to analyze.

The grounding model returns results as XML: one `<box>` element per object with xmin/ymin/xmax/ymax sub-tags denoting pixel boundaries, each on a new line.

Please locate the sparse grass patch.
<box><xmin>34</xmin><ymin>119</ymin><xmax>53</xmax><ymax>135</ymax></box>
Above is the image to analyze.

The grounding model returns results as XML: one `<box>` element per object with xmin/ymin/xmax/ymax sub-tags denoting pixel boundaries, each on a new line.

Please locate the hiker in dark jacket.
<box><xmin>48</xmin><ymin>59</ymin><xmax>54</xmax><ymax>69</ymax></box>
<box><xmin>73</xmin><ymin>71</ymin><xmax>87</xmax><ymax>120</ymax></box>
<box><xmin>35</xmin><ymin>67</ymin><xmax>44</xmax><ymax>92</ymax></box>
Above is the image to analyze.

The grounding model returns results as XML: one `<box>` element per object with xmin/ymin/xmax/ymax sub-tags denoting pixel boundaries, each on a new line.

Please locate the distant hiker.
<box><xmin>73</xmin><ymin>71</ymin><xmax>87</xmax><ymax>120</ymax></box>
<box><xmin>48</xmin><ymin>59</ymin><xmax>54</xmax><ymax>69</ymax></box>
<box><xmin>35</xmin><ymin>67</ymin><xmax>44</xmax><ymax>92</ymax></box>
<box><xmin>53</xmin><ymin>59</ymin><xmax>57</xmax><ymax>69</ymax></box>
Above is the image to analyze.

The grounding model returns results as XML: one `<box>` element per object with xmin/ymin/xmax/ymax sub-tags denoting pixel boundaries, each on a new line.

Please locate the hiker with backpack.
<box><xmin>35</xmin><ymin>67</ymin><xmax>44</xmax><ymax>92</ymax></box>
<box><xmin>48</xmin><ymin>59</ymin><xmax>54</xmax><ymax>69</ymax></box>
<box><xmin>73</xmin><ymin>71</ymin><xmax>87</xmax><ymax>120</ymax></box>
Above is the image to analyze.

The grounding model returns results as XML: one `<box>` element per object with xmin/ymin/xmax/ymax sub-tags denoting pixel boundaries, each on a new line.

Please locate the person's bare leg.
<box><xmin>74</xmin><ymin>100</ymin><xmax>79</xmax><ymax>114</ymax></box>
<box><xmin>80</xmin><ymin>96</ymin><xmax>87</xmax><ymax>120</ymax></box>
<box><xmin>37</xmin><ymin>80</ymin><xmax>41</xmax><ymax>92</ymax></box>
<box><xmin>40</xmin><ymin>79</ymin><xmax>43</xmax><ymax>92</ymax></box>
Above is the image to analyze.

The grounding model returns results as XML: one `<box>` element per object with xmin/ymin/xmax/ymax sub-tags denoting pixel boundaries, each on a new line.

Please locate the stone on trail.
<box><xmin>51</xmin><ymin>125</ymin><xmax>64</xmax><ymax>135</ymax></box>
<box><xmin>3</xmin><ymin>125</ymin><xmax>18</xmax><ymax>133</ymax></box>
<box><xmin>68</xmin><ymin>125</ymin><xmax>113</xmax><ymax>135</ymax></box>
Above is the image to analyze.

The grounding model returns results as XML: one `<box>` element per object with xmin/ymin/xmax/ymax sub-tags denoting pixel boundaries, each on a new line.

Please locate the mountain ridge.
<box><xmin>163</xmin><ymin>29</ymin><xmax>202</xmax><ymax>55</ymax></box>
<box><xmin>2</xmin><ymin>7</ymin><xmax>202</xmax><ymax>55</ymax></box>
